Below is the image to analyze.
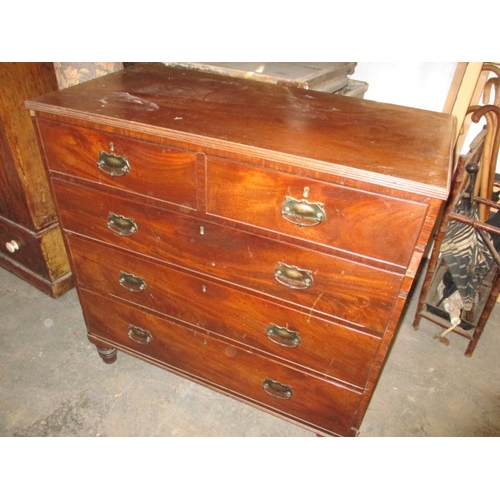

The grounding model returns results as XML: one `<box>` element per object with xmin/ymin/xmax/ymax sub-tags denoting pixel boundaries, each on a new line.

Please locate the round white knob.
<box><xmin>6</xmin><ymin>240</ymin><xmax>19</xmax><ymax>253</ymax></box>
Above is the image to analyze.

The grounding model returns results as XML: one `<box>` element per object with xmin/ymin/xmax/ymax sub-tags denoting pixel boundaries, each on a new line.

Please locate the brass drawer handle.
<box><xmin>107</xmin><ymin>212</ymin><xmax>138</xmax><ymax>236</ymax></box>
<box><xmin>127</xmin><ymin>324</ymin><xmax>153</xmax><ymax>344</ymax></box>
<box><xmin>281</xmin><ymin>197</ymin><xmax>325</xmax><ymax>227</ymax></box>
<box><xmin>263</xmin><ymin>378</ymin><xmax>293</xmax><ymax>400</ymax></box>
<box><xmin>119</xmin><ymin>271</ymin><xmax>147</xmax><ymax>292</ymax></box>
<box><xmin>274</xmin><ymin>262</ymin><xmax>313</xmax><ymax>289</ymax></box>
<box><xmin>97</xmin><ymin>151</ymin><xmax>131</xmax><ymax>177</ymax></box>
<box><xmin>266</xmin><ymin>324</ymin><xmax>301</xmax><ymax>348</ymax></box>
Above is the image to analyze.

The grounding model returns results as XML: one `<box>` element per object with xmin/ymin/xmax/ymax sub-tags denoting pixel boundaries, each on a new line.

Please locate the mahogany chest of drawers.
<box><xmin>26</xmin><ymin>63</ymin><xmax>454</xmax><ymax>436</ymax></box>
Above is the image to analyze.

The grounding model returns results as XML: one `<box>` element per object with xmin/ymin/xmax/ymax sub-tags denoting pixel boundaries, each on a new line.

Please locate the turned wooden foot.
<box><xmin>97</xmin><ymin>346</ymin><xmax>118</xmax><ymax>364</ymax></box>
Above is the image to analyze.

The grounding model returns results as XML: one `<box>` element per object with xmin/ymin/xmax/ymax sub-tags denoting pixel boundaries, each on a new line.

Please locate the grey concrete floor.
<box><xmin>1</xmin><ymin>264</ymin><xmax>499</xmax><ymax>437</ymax></box>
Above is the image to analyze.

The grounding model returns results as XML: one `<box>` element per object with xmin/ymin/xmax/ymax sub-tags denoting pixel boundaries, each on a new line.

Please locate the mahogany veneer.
<box><xmin>26</xmin><ymin>63</ymin><xmax>454</xmax><ymax>436</ymax></box>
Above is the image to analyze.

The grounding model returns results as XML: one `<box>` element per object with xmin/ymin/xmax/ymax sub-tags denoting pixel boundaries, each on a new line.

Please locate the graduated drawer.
<box><xmin>206</xmin><ymin>157</ymin><xmax>428</xmax><ymax>267</ymax></box>
<box><xmin>69</xmin><ymin>234</ymin><xmax>381</xmax><ymax>388</ymax></box>
<box><xmin>80</xmin><ymin>289</ymin><xmax>364</xmax><ymax>436</ymax></box>
<box><xmin>54</xmin><ymin>179</ymin><xmax>403</xmax><ymax>332</ymax></box>
<box><xmin>37</xmin><ymin>119</ymin><xmax>198</xmax><ymax>209</ymax></box>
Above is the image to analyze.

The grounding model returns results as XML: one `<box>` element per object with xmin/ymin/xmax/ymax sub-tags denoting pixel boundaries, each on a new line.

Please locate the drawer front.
<box><xmin>38</xmin><ymin>119</ymin><xmax>198</xmax><ymax>209</ymax></box>
<box><xmin>54</xmin><ymin>179</ymin><xmax>403</xmax><ymax>332</ymax></box>
<box><xmin>0</xmin><ymin>217</ymin><xmax>49</xmax><ymax>278</ymax></box>
<box><xmin>206</xmin><ymin>157</ymin><xmax>428</xmax><ymax>267</ymax></box>
<box><xmin>69</xmin><ymin>234</ymin><xmax>381</xmax><ymax>388</ymax></box>
<box><xmin>80</xmin><ymin>289</ymin><xmax>364</xmax><ymax>436</ymax></box>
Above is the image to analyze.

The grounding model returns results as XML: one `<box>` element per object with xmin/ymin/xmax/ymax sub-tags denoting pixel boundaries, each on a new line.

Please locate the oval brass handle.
<box><xmin>274</xmin><ymin>262</ymin><xmax>313</xmax><ymax>289</ymax></box>
<box><xmin>266</xmin><ymin>324</ymin><xmax>301</xmax><ymax>348</ymax></box>
<box><xmin>119</xmin><ymin>271</ymin><xmax>147</xmax><ymax>292</ymax></box>
<box><xmin>127</xmin><ymin>324</ymin><xmax>153</xmax><ymax>344</ymax></box>
<box><xmin>107</xmin><ymin>212</ymin><xmax>138</xmax><ymax>236</ymax></box>
<box><xmin>263</xmin><ymin>378</ymin><xmax>293</xmax><ymax>400</ymax></box>
<box><xmin>97</xmin><ymin>151</ymin><xmax>131</xmax><ymax>177</ymax></box>
<box><xmin>281</xmin><ymin>197</ymin><xmax>325</xmax><ymax>227</ymax></box>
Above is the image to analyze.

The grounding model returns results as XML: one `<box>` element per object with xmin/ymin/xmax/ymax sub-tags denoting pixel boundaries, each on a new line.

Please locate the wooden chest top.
<box><xmin>26</xmin><ymin>63</ymin><xmax>454</xmax><ymax>199</ymax></box>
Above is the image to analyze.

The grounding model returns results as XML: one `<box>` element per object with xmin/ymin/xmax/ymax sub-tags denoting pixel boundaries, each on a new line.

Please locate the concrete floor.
<box><xmin>1</xmin><ymin>264</ymin><xmax>499</xmax><ymax>437</ymax></box>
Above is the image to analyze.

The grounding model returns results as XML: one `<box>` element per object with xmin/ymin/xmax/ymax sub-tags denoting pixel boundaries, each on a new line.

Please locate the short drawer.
<box><xmin>69</xmin><ymin>234</ymin><xmax>381</xmax><ymax>388</ymax></box>
<box><xmin>54</xmin><ymin>179</ymin><xmax>403</xmax><ymax>332</ymax></box>
<box><xmin>80</xmin><ymin>289</ymin><xmax>364</xmax><ymax>436</ymax></box>
<box><xmin>37</xmin><ymin>119</ymin><xmax>198</xmax><ymax>209</ymax></box>
<box><xmin>206</xmin><ymin>157</ymin><xmax>428</xmax><ymax>267</ymax></box>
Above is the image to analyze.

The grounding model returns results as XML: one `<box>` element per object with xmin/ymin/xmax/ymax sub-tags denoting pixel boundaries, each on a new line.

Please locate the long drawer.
<box><xmin>206</xmin><ymin>156</ymin><xmax>428</xmax><ymax>267</ymax></box>
<box><xmin>37</xmin><ymin>119</ymin><xmax>199</xmax><ymax>209</ymax></box>
<box><xmin>54</xmin><ymin>178</ymin><xmax>403</xmax><ymax>332</ymax></box>
<box><xmin>69</xmin><ymin>233</ymin><xmax>381</xmax><ymax>388</ymax></box>
<box><xmin>79</xmin><ymin>288</ymin><xmax>364</xmax><ymax>436</ymax></box>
